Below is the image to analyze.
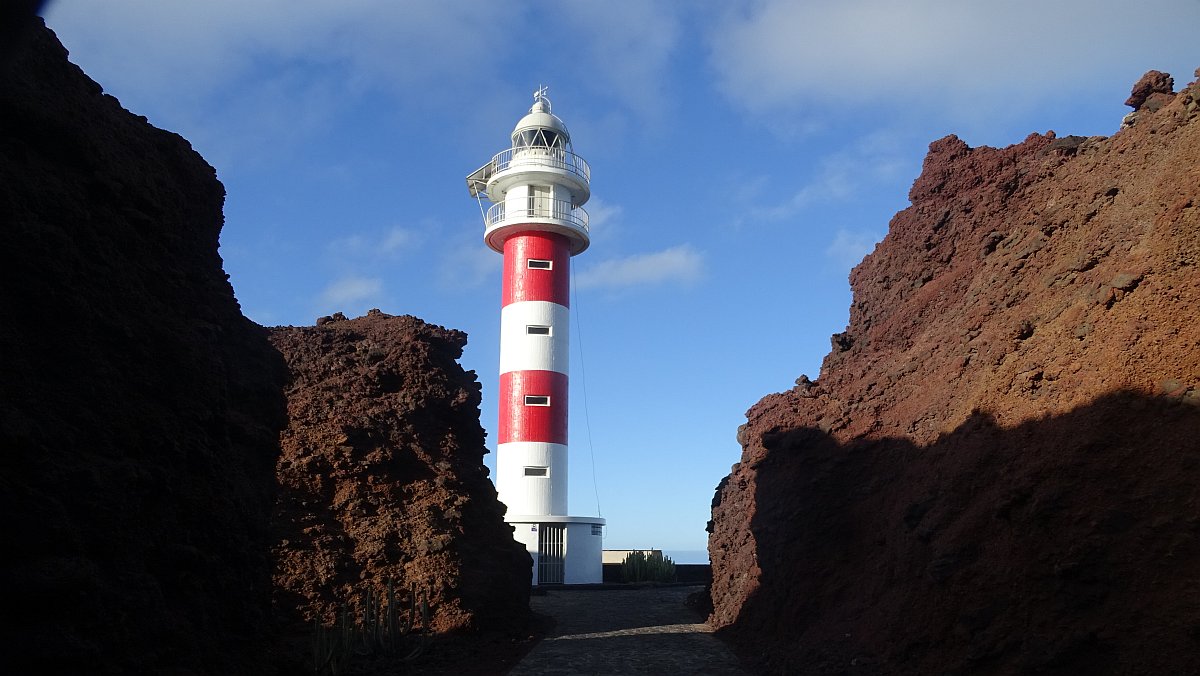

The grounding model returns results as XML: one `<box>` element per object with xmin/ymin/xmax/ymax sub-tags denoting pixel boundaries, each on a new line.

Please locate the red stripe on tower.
<box><xmin>497</xmin><ymin>369</ymin><xmax>569</xmax><ymax>445</ymax></box>
<box><xmin>501</xmin><ymin>232</ymin><xmax>571</xmax><ymax>307</ymax></box>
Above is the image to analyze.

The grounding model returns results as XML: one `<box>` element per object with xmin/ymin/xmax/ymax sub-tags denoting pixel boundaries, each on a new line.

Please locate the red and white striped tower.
<box><xmin>467</xmin><ymin>87</ymin><xmax>604</xmax><ymax>585</ymax></box>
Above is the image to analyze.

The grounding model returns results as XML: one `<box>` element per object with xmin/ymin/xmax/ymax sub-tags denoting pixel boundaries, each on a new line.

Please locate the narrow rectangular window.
<box><xmin>526</xmin><ymin>325</ymin><xmax>551</xmax><ymax>336</ymax></box>
<box><xmin>524</xmin><ymin>466</ymin><xmax>549</xmax><ymax>477</ymax></box>
<box><xmin>527</xmin><ymin>259</ymin><xmax>552</xmax><ymax>270</ymax></box>
<box><xmin>524</xmin><ymin>395</ymin><xmax>550</xmax><ymax>406</ymax></box>
<box><xmin>591</xmin><ymin>524</ymin><xmax>603</xmax><ymax>536</ymax></box>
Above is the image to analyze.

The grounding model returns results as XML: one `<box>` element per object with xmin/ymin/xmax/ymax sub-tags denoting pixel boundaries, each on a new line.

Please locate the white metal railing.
<box><xmin>487</xmin><ymin>198</ymin><xmax>589</xmax><ymax>233</ymax></box>
<box><xmin>490</xmin><ymin>146</ymin><xmax>591</xmax><ymax>184</ymax></box>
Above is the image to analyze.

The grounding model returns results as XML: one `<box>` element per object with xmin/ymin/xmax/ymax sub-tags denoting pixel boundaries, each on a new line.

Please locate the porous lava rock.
<box><xmin>0</xmin><ymin>19</ymin><xmax>287</xmax><ymax>675</ymax></box>
<box><xmin>1125</xmin><ymin>69</ymin><xmax>1174</xmax><ymax>110</ymax></box>
<box><xmin>269</xmin><ymin>311</ymin><xmax>531</xmax><ymax>634</ymax></box>
<box><xmin>709</xmin><ymin>70</ymin><xmax>1200</xmax><ymax>674</ymax></box>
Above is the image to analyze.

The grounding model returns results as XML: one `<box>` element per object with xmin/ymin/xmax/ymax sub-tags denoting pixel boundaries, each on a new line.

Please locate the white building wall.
<box><xmin>504</xmin><ymin>183</ymin><xmax>531</xmax><ymax>204</ymax></box>
<box><xmin>563</xmin><ymin>521</ymin><xmax>604</xmax><ymax>584</ymax></box>
<box><xmin>510</xmin><ymin>522</ymin><xmax>540</xmax><ymax>586</ymax></box>
<box><xmin>508</xmin><ymin>517</ymin><xmax>604</xmax><ymax>586</ymax></box>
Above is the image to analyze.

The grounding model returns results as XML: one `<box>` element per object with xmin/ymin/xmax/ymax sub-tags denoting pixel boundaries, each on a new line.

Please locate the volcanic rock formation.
<box><xmin>709</xmin><ymin>70</ymin><xmax>1200</xmax><ymax>674</ymax></box>
<box><xmin>269</xmin><ymin>311</ymin><xmax>531</xmax><ymax>633</ymax></box>
<box><xmin>2</xmin><ymin>17</ymin><xmax>534</xmax><ymax>675</ymax></box>
<box><xmin>0</xmin><ymin>19</ymin><xmax>288</xmax><ymax>675</ymax></box>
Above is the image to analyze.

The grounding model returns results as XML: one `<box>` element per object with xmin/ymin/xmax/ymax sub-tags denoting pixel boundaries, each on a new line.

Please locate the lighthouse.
<box><xmin>466</xmin><ymin>88</ymin><xmax>604</xmax><ymax>585</ymax></box>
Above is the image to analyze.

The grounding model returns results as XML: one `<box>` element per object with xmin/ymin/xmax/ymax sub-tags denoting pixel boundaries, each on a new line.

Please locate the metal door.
<box><xmin>537</xmin><ymin>524</ymin><xmax>565</xmax><ymax>584</ymax></box>
<box><xmin>529</xmin><ymin>185</ymin><xmax>551</xmax><ymax>218</ymax></box>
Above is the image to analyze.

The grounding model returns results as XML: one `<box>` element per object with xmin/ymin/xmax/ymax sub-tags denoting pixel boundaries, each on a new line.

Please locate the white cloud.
<box><xmin>756</xmin><ymin>156</ymin><xmax>856</xmax><ymax>220</ymax></box>
<box><xmin>581</xmin><ymin>196</ymin><xmax>624</xmax><ymax>244</ymax></box>
<box><xmin>327</xmin><ymin>226</ymin><xmax>420</xmax><ymax>260</ymax></box>
<box><xmin>327</xmin><ymin>234</ymin><xmax>368</xmax><ymax>256</ymax></box>
<box><xmin>575</xmin><ymin>245</ymin><xmax>704</xmax><ymax>291</ymax></box>
<box><xmin>558</xmin><ymin>1</ymin><xmax>681</xmax><ymax>122</ymax></box>
<box><xmin>825</xmin><ymin>229</ymin><xmax>883</xmax><ymax>270</ymax></box>
<box><xmin>42</xmin><ymin>1</ymin><xmax>515</xmax><ymax>163</ymax></box>
<box><xmin>317</xmin><ymin>275</ymin><xmax>383</xmax><ymax>307</ymax></box>
<box><xmin>42</xmin><ymin>1</ymin><xmax>686</xmax><ymax>158</ymax></box>
<box><xmin>44</xmin><ymin>1</ymin><xmax>509</xmax><ymax>103</ymax></box>
<box><xmin>438</xmin><ymin>241</ymin><xmax>501</xmax><ymax>291</ymax></box>
<box><xmin>708</xmin><ymin>0</ymin><xmax>1200</xmax><ymax>119</ymax></box>
<box><xmin>741</xmin><ymin>130</ymin><xmax>915</xmax><ymax>225</ymax></box>
<box><xmin>380</xmin><ymin>227</ymin><xmax>416</xmax><ymax>254</ymax></box>
<box><xmin>318</xmin><ymin>225</ymin><xmax>428</xmax><ymax>309</ymax></box>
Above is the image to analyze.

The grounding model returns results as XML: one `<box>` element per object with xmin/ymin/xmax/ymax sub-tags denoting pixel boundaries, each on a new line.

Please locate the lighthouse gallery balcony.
<box><xmin>491</xmin><ymin>146</ymin><xmax>590</xmax><ymax>185</ymax></box>
<box><xmin>486</xmin><ymin>198</ymin><xmax>589</xmax><ymax>233</ymax></box>
<box><xmin>480</xmin><ymin>146</ymin><xmax>592</xmax><ymax>254</ymax></box>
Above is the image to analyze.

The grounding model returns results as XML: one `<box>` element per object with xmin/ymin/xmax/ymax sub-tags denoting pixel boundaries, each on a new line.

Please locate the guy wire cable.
<box><xmin>571</xmin><ymin>265</ymin><xmax>602</xmax><ymax>517</ymax></box>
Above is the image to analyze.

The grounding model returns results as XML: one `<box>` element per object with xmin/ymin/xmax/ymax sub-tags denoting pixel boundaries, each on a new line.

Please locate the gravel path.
<box><xmin>508</xmin><ymin>586</ymin><xmax>749</xmax><ymax>675</ymax></box>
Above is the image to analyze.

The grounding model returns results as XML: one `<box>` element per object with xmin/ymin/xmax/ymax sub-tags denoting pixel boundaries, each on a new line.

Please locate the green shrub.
<box><xmin>620</xmin><ymin>550</ymin><xmax>676</xmax><ymax>583</ymax></box>
<box><xmin>312</xmin><ymin>580</ymin><xmax>431</xmax><ymax>675</ymax></box>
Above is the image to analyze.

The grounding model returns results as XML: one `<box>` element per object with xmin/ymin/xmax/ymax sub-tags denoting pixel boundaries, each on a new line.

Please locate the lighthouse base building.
<box><xmin>468</xmin><ymin>89</ymin><xmax>604</xmax><ymax>585</ymax></box>
<box><xmin>507</xmin><ymin>516</ymin><xmax>605</xmax><ymax>585</ymax></box>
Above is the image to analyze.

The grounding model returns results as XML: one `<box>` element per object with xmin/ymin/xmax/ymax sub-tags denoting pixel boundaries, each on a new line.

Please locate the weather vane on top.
<box><xmin>534</xmin><ymin>85</ymin><xmax>550</xmax><ymax>110</ymax></box>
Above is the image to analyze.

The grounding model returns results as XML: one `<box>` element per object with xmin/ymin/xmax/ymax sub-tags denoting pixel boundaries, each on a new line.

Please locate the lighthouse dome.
<box><xmin>511</xmin><ymin>92</ymin><xmax>570</xmax><ymax>149</ymax></box>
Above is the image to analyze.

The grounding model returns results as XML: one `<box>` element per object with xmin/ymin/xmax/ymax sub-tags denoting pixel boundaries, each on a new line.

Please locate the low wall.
<box><xmin>602</xmin><ymin>563</ymin><xmax>711</xmax><ymax>585</ymax></box>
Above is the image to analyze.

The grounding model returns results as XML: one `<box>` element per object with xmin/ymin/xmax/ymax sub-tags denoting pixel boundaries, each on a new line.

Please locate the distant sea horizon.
<box><xmin>662</xmin><ymin>549</ymin><xmax>709</xmax><ymax>565</ymax></box>
<box><xmin>603</xmin><ymin>548</ymin><xmax>710</xmax><ymax>565</ymax></box>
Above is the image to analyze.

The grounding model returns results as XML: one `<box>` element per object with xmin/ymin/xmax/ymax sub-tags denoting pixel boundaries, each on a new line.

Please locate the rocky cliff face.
<box><xmin>1</xmin><ymin>18</ymin><xmax>531</xmax><ymax>674</ymax></box>
<box><xmin>709</xmin><ymin>70</ymin><xmax>1200</xmax><ymax>674</ymax></box>
<box><xmin>0</xmin><ymin>20</ymin><xmax>287</xmax><ymax>675</ymax></box>
<box><xmin>269</xmin><ymin>311</ymin><xmax>531</xmax><ymax>634</ymax></box>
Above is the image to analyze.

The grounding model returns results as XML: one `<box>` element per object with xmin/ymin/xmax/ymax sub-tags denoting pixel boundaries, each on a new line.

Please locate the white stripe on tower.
<box><xmin>499</xmin><ymin>302</ymin><xmax>569</xmax><ymax>374</ymax></box>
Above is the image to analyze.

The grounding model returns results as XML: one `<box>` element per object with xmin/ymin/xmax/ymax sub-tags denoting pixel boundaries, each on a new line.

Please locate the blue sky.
<box><xmin>44</xmin><ymin>1</ymin><xmax>1199</xmax><ymax>562</ymax></box>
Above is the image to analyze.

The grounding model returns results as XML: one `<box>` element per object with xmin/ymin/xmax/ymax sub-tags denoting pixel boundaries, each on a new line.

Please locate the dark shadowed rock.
<box><xmin>0</xmin><ymin>20</ymin><xmax>287</xmax><ymax>675</ymax></box>
<box><xmin>710</xmin><ymin>67</ymin><xmax>1200</xmax><ymax>674</ymax></box>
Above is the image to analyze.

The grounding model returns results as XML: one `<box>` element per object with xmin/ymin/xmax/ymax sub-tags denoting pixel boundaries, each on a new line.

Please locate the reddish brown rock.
<box><xmin>0</xmin><ymin>19</ymin><xmax>287</xmax><ymax>675</ymax></box>
<box><xmin>1125</xmin><ymin>69</ymin><xmax>1174</xmax><ymax>110</ymax></box>
<box><xmin>268</xmin><ymin>311</ymin><xmax>531</xmax><ymax>635</ymax></box>
<box><xmin>710</xmin><ymin>69</ymin><xmax>1200</xmax><ymax>674</ymax></box>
